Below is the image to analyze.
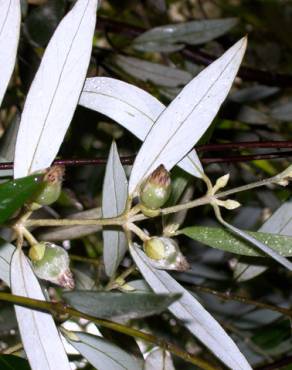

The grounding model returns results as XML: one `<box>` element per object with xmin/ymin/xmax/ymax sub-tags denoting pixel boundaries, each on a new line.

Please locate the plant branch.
<box><xmin>193</xmin><ymin>286</ymin><xmax>292</xmax><ymax>318</ymax></box>
<box><xmin>255</xmin><ymin>355</ymin><xmax>292</xmax><ymax>370</ymax></box>
<box><xmin>26</xmin><ymin>173</ymin><xmax>283</xmax><ymax>228</ymax></box>
<box><xmin>1</xmin><ymin>142</ymin><xmax>292</xmax><ymax>170</ymax></box>
<box><xmin>25</xmin><ymin>215</ymin><xmax>125</xmax><ymax>228</ymax></box>
<box><xmin>0</xmin><ymin>292</ymin><xmax>216</xmax><ymax>370</ymax></box>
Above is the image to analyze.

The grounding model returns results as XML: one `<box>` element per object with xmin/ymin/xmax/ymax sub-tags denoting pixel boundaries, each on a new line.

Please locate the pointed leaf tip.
<box><xmin>128</xmin><ymin>37</ymin><xmax>247</xmax><ymax>194</ymax></box>
<box><xmin>14</xmin><ymin>0</ymin><xmax>98</xmax><ymax>179</ymax></box>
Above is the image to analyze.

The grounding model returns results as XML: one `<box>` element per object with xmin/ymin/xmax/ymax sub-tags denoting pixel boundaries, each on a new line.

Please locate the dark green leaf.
<box><xmin>132</xmin><ymin>18</ymin><xmax>238</xmax><ymax>52</ymax></box>
<box><xmin>0</xmin><ymin>175</ymin><xmax>43</xmax><ymax>224</ymax></box>
<box><xmin>252</xmin><ymin>320</ymin><xmax>291</xmax><ymax>350</ymax></box>
<box><xmin>180</xmin><ymin>226</ymin><xmax>292</xmax><ymax>257</ymax></box>
<box><xmin>63</xmin><ymin>291</ymin><xmax>181</xmax><ymax>320</ymax></box>
<box><xmin>24</xmin><ymin>0</ymin><xmax>66</xmax><ymax>48</ymax></box>
<box><xmin>0</xmin><ymin>355</ymin><xmax>30</xmax><ymax>370</ymax></box>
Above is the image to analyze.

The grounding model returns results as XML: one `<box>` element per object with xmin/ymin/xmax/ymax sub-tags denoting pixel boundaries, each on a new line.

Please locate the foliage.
<box><xmin>0</xmin><ymin>1</ymin><xmax>292</xmax><ymax>370</ymax></box>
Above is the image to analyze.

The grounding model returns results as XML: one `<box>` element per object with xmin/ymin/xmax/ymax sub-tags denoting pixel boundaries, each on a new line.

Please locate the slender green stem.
<box><xmin>25</xmin><ymin>215</ymin><xmax>125</xmax><ymax>227</ymax></box>
<box><xmin>0</xmin><ymin>292</ymin><xmax>216</xmax><ymax>370</ymax></box>
<box><xmin>126</xmin><ymin>222</ymin><xmax>150</xmax><ymax>241</ymax></box>
<box><xmin>25</xmin><ymin>174</ymin><xmax>280</xmax><ymax>228</ymax></box>
<box><xmin>70</xmin><ymin>255</ymin><xmax>100</xmax><ymax>266</ymax></box>
<box><xmin>22</xmin><ymin>228</ymin><xmax>38</xmax><ymax>246</ymax></box>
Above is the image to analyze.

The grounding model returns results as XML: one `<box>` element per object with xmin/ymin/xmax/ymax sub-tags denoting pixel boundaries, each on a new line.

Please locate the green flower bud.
<box><xmin>29</xmin><ymin>243</ymin><xmax>46</xmax><ymax>261</ymax></box>
<box><xmin>144</xmin><ymin>237</ymin><xmax>189</xmax><ymax>271</ymax></box>
<box><xmin>31</xmin><ymin>242</ymin><xmax>74</xmax><ymax>289</ymax></box>
<box><xmin>140</xmin><ymin>165</ymin><xmax>171</xmax><ymax>210</ymax></box>
<box><xmin>31</xmin><ymin>165</ymin><xmax>65</xmax><ymax>208</ymax></box>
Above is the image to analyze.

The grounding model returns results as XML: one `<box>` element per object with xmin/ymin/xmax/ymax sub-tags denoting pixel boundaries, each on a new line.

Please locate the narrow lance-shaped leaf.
<box><xmin>63</xmin><ymin>290</ymin><xmax>180</xmax><ymax>320</ymax></box>
<box><xmin>219</xmin><ymin>219</ymin><xmax>292</xmax><ymax>271</ymax></box>
<box><xmin>179</xmin><ymin>226</ymin><xmax>292</xmax><ymax>257</ymax></box>
<box><xmin>10</xmin><ymin>249</ymin><xmax>71</xmax><ymax>370</ymax></box>
<box><xmin>0</xmin><ymin>239</ymin><xmax>15</xmax><ymax>286</ymax></box>
<box><xmin>234</xmin><ymin>200</ymin><xmax>292</xmax><ymax>281</ymax></box>
<box><xmin>128</xmin><ymin>37</ymin><xmax>247</xmax><ymax>195</ymax></box>
<box><xmin>14</xmin><ymin>0</ymin><xmax>98</xmax><ymax>179</ymax></box>
<box><xmin>102</xmin><ymin>141</ymin><xmax>128</xmax><ymax>277</ymax></box>
<box><xmin>80</xmin><ymin>77</ymin><xmax>203</xmax><ymax>178</ymax></box>
<box><xmin>129</xmin><ymin>244</ymin><xmax>252</xmax><ymax>370</ymax></box>
<box><xmin>111</xmin><ymin>55</ymin><xmax>192</xmax><ymax>87</ymax></box>
<box><xmin>65</xmin><ymin>331</ymin><xmax>143</xmax><ymax>370</ymax></box>
<box><xmin>0</xmin><ymin>0</ymin><xmax>21</xmax><ymax>107</ymax></box>
<box><xmin>132</xmin><ymin>18</ymin><xmax>238</xmax><ymax>52</ymax></box>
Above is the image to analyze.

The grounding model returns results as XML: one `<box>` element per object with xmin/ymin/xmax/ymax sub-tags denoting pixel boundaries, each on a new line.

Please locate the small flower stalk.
<box><xmin>274</xmin><ymin>164</ymin><xmax>292</xmax><ymax>186</ymax></box>
<box><xmin>140</xmin><ymin>165</ymin><xmax>171</xmax><ymax>211</ymax></box>
<box><xmin>144</xmin><ymin>237</ymin><xmax>189</xmax><ymax>271</ymax></box>
<box><xmin>30</xmin><ymin>165</ymin><xmax>65</xmax><ymax>209</ymax></box>
<box><xmin>29</xmin><ymin>241</ymin><xmax>74</xmax><ymax>289</ymax></box>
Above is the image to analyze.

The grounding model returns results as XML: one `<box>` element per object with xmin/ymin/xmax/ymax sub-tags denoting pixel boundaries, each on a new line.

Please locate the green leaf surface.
<box><xmin>24</xmin><ymin>0</ymin><xmax>66</xmax><ymax>48</ymax></box>
<box><xmin>66</xmin><ymin>331</ymin><xmax>143</xmax><ymax>370</ymax></box>
<box><xmin>132</xmin><ymin>18</ymin><xmax>238</xmax><ymax>52</ymax></box>
<box><xmin>180</xmin><ymin>226</ymin><xmax>292</xmax><ymax>257</ymax></box>
<box><xmin>0</xmin><ymin>355</ymin><xmax>30</xmax><ymax>370</ymax></box>
<box><xmin>63</xmin><ymin>291</ymin><xmax>180</xmax><ymax>320</ymax></box>
<box><xmin>0</xmin><ymin>175</ymin><xmax>42</xmax><ymax>224</ymax></box>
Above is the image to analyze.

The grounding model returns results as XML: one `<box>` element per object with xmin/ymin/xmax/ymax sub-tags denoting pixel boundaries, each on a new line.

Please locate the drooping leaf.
<box><xmin>0</xmin><ymin>355</ymin><xmax>30</xmax><ymax>370</ymax></box>
<box><xmin>66</xmin><ymin>331</ymin><xmax>143</xmax><ymax>370</ymax></box>
<box><xmin>14</xmin><ymin>0</ymin><xmax>98</xmax><ymax>179</ymax></box>
<box><xmin>0</xmin><ymin>175</ymin><xmax>43</xmax><ymax>224</ymax></box>
<box><xmin>102</xmin><ymin>142</ymin><xmax>128</xmax><ymax>277</ymax></box>
<box><xmin>218</xmin><ymin>218</ymin><xmax>292</xmax><ymax>271</ymax></box>
<box><xmin>111</xmin><ymin>55</ymin><xmax>192</xmax><ymax>87</ymax></box>
<box><xmin>128</xmin><ymin>37</ymin><xmax>247</xmax><ymax>195</ymax></box>
<box><xmin>129</xmin><ymin>244</ymin><xmax>252</xmax><ymax>370</ymax></box>
<box><xmin>0</xmin><ymin>239</ymin><xmax>15</xmax><ymax>286</ymax></box>
<box><xmin>132</xmin><ymin>18</ymin><xmax>238</xmax><ymax>52</ymax></box>
<box><xmin>234</xmin><ymin>200</ymin><xmax>292</xmax><ymax>281</ymax></box>
<box><xmin>62</xmin><ymin>291</ymin><xmax>180</xmax><ymax>320</ymax></box>
<box><xmin>179</xmin><ymin>226</ymin><xmax>292</xmax><ymax>257</ymax></box>
<box><xmin>10</xmin><ymin>249</ymin><xmax>71</xmax><ymax>370</ymax></box>
<box><xmin>0</xmin><ymin>0</ymin><xmax>21</xmax><ymax>107</ymax></box>
<box><xmin>230</xmin><ymin>85</ymin><xmax>279</xmax><ymax>103</ymax></box>
<box><xmin>79</xmin><ymin>77</ymin><xmax>203</xmax><ymax>178</ymax></box>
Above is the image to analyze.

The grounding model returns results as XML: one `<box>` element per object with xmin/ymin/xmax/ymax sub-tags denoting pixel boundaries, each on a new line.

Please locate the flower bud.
<box><xmin>30</xmin><ymin>242</ymin><xmax>74</xmax><ymax>289</ymax></box>
<box><xmin>144</xmin><ymin>237</ymin><xmax>189</xmax><ymax>271</ymax></box>
<box><xmin>31</xmin><ymin>165</ymin><xmax>65</xmax><ymax>209</ymax></box>
<box><xmin>140</xmin><ymin>165</ymin><xmax>171</xmax><ymax>210</ymax></box>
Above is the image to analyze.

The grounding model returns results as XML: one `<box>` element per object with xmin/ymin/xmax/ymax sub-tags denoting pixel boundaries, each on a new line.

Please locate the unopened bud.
<box><xmin>140</xmin><ymin>165</ymin><xmax>171</xmax><ymax>210</ymax></box>
<box><xmin>31</xmin><ymin>242</ymin><xmax>74</xmax><ymax>289</ymax></box>
<box><xmin>144</xmin><ymin>237</ymin><xmax>189</xmax><ymax>271</ymax></box>
<box><xmin>31</xmin><ymin>165</ymin><xmax>65</xmax><ymax>209</ymax></box>
<box><xmin>29</xmin><ymin>243</ymin><xmax>46</xmax><ymax>261</ymax></box>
